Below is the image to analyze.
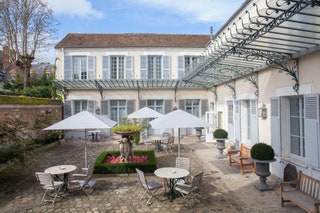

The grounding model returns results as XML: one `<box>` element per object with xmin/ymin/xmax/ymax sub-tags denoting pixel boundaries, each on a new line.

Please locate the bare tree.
<box><xmin>0</xmin><ymin>0</ymin><xmax>59</xmax><ymax>88</ymax></box>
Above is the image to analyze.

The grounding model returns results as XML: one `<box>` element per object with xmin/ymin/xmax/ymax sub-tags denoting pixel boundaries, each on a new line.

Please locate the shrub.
<box><xmin>251</xmin><ymin>143</ymin><xmax>275</xmax><ymax>160</ymax></box>
<box><xmin>94</xmin><ymin>150</ymin><xmax>157</xmax><ymax>174</ymax></box>
<box><xmin>213</xmin><ymin>128</ymin><xmax>228</xmax><ymax>139</ymax></box>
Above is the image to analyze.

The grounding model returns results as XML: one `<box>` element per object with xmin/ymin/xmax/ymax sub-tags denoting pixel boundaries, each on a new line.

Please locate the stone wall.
<box><xmin>0</xmin><ymin>104</ymin><xmax>63</xmax><ymax>140</ymax></box>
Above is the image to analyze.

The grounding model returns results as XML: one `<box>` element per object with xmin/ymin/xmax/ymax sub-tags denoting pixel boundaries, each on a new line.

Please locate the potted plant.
<box><xmin>250</xmin><ymin>142</ymin><xmax>276</xmax><ymax>191</ymax></box>
<box><xmin>213</xmin><ymin>128</ymin><xmax>228</xmax><ymax>158</ymax></box>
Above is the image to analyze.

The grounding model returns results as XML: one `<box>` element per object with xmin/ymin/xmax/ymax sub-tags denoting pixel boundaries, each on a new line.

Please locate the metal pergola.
<box><xmin>183</xmin><ymin>0</ymin><xmax>320</xmax><ymax>94</ymax></box>
<box><xmin>55</xmin><ymin>0</ymin><xmax>320</xmax><ymax>95</ymax></box>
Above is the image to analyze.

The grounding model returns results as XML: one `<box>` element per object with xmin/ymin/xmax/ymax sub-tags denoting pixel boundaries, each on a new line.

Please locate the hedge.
<box><xmin>94</xmin><ymin>150</ymin><xmax>157</xmax><ymax>174</ymax></box>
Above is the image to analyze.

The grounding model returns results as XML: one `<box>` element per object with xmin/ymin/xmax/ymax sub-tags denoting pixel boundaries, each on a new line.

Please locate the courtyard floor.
<box><xmin>0</xmin><ymin>135</ymin><xmax>304</xmax><ymax>213</ymax></box>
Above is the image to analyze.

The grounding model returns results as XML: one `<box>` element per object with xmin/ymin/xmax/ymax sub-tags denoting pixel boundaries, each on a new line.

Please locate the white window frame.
<box><xmin>110</xmin><ymin>56</ymin><xmax>125</xmax><ymax>79</ymax></box>
<box><xmin>147</xmin><ymin>55</ymin><xmax>162</xmax><ymax>79</ymax></box>
<box><xmin>110</xmin><ymin>100</ymin><xmax>126</xmax><ymax>124</ymax></box>
<box><xmin>185</xmin><ymin>99</ymin><xmax>200</xmax><ymax>117</ymax></box>
<box><xmin>147</xmin><ymin>100</ymin><xmax>164</xmax><ymax>114</ymax></box>
<box><xmin>73</xmin><ymin>56</ymin><xmax>87</xmax><ymax>79</ymax></box>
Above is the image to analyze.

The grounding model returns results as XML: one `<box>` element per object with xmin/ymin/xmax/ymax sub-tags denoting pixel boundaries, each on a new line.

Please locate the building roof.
<box><xmin>55</xmin><ymin>33</ymin><xmax>211</xmax><ymax>48</ymax></box>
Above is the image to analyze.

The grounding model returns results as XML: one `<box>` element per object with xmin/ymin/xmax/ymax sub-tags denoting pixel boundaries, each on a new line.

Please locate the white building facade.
<box><xmin>54</xmin><ymin>0</ymin><xmax>320</xmax><ymax>180</ymax></box>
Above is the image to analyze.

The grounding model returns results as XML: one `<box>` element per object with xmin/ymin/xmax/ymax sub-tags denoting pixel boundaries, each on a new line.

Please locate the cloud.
<box><xmin>131</xmin><ymin>0</ymin><xmax>244</xmax><ymax>23</ymax></box>
<box><xmin>47</xmin><ymin>0</ymin><xmax>104</xmax><ymax>19</ymax></box>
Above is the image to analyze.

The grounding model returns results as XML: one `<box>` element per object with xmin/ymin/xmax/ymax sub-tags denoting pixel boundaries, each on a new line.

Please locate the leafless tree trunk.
<box><xmin>0</xmin><ymin>0</ymin><xmax>59</xmax><ymax>88</ymax></box>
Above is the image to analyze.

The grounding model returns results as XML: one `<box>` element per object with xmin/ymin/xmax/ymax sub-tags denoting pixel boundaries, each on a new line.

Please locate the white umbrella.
<box><xmin>149</xmin><ymin>109</ymin><xmax>211</xmax><ymax>157</ymax></box>
<box><xmin>128</xmin><ymin>107</ymin><xmax>163</xmax><ymax>138</ymax></box>
<box><xmin>127</xmin><ymin>107</ymin><xmax>162</xmax><ymax>119</ymax></box>
<box><xmin>44</xmin><ymin>111</ymin><xmax>117</xmax><ymax>167</ymax></box>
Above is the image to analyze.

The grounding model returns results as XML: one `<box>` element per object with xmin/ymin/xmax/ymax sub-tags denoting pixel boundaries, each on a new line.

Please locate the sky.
<box><xmin>42</xmin><ymin>0</ymin><xmax>245</xmax><ymax>63</ymax></box>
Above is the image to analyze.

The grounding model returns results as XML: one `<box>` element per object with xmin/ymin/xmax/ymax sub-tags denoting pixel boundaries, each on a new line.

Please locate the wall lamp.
<box><xmin>258</xmin><ymin>104</ymin><xmax>267</xmax><ymax>118</ymax></box>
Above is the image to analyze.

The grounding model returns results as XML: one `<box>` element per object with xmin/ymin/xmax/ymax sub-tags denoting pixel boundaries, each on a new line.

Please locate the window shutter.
<box><xmin>304</xmin><ymin>94</ymin><xmax>320</xmax><ymax>168</ymax></box>
<box><xmin>162</xmin><ymin>56</ymin><xmax>170</xmax><ymax>80</ymax></box>
<box><xmin>64</xmin><ymin>100</ymin><xmax>72</xmax><ymax>118</ymax></box>
<box><xmin>140</xmin><ymin>55</ymin><xmax>147</xmax><ymax>80</ymax></box>
<box><xmin>64</xmin><ymin>55</ymin><xmax>72</xmax><ymax>80</ymax></box>
<box><xmin>139</xmin><ymin>100</ymin><xmax>147</xmax><ymax>109</ymax></box>
<box><xmin>164</xmin><ymin>99</ymin><xmax>172</xmax><ymax>114</ymax></box>
<box><xmin>127</xmin><ymin>100</ymin><xmax>135</xmax><ymax>115</ymax></box>
<box><xmin>201</xmin><ymin>99</ymin><xmax>208</xmax><ymax>118</ymax></box>
<box><xmin>102</xmin><ymin>56</ymin><xmax>110</xmax><ymax>80</ymax></box>
<box><xmin>88</xmin><ymin>100</ymin><xmax>94</xmax><ymax>113</ymax></box>
<box><xmin>125</xmin><ymin>56</ymin><xmax>133</xmax><ymax>80</ymax></box>
<box><xmin>179</xmin><ymin>100</ymin><xmax>185</xmax><ymax>110</ymax></box>
<box><xmin>235</xmin><ymin>101</ymin><xmax>241</xmax><ymax>144</ymax></box>
<box><xmin>178</xmin><ymin>56</ymin><xmax>185</xmax><ymax>78</ymax></box>
<box><xmin>271</xmin><ymin>97</ymin><xmax>281</xmax><ymax>156</ymax></box>
<box><xmin>100</xmin><ymin>100</ymin><xmax>109</xmax><ymax>115</ymax></box>
<box><xmin>87</xmin><ymin>56</ymin><xmax>95</xmax><ymax>80</ymax></box>
<box><xmin>250</xmin><ymin>99</ymin><xmax>258</xmax><ymax>146</ymax></box>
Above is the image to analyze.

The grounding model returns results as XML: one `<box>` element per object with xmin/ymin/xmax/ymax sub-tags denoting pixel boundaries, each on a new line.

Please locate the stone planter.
<box><xmin>195</xmin><ymin>127</ymin><xmax>204</xmax><ymax>143</ymax></box>
<box><xmin>252</xmin><ymin>158</ymin><xmax>276</xmax><ymax>191</ymax></box>
<box><xmin>215</xmin><ymin>138</ymin><xmax>227</xmax><ymax>158</ymax></box>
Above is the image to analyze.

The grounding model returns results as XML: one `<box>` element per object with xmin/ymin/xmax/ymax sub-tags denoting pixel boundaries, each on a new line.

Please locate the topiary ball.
<box><xmin>213</xmin><ymin>128</ymin><xmax>228</xmax><ymax>139</ymax></box>
<box><xmin>251</xmin><ymin>143</ymin><xmax>275</xmax><ymax>160</ymax></box>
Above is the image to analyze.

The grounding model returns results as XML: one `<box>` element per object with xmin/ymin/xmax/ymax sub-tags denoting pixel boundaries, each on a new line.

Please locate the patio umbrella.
<box><xmin>43</xmin><ymin>111</ymin><xmax>117</xmax><ymax>167</ymax></box>
<box><xmin>149</xmin><ymin>109</ymin><xmax>211</xmax><ymax>157</ymax></box>
<box><xmin>127</xmin><ymin>107</ymin><xmax>162</xmax><ymax>119</ymax></box>
<box><xmin>128</xmin><ymin>107</ymin><xmax>163</xmax><ymax>137</ymax></box>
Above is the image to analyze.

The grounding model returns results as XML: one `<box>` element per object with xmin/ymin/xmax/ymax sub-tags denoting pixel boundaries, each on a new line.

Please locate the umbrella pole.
<box><xmin>85</xmin><ymin>129</ymin><xmax>88</xmax><ymax>168</ymax></box>
<box><xmin>178</xmin><ymin>128</ymin><xmax>180</xmax><ymax>157</ymax></box>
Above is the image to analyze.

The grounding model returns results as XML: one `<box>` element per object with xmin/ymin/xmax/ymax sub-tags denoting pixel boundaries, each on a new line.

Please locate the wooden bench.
<box><xmin>280</xmin><ymin>171</ymin><xmax>320</xmax><ymax>213</ymax></box>
<box><xmin>227</xmin><ymin>144</ymin><xmax>255</xmax><ymax>174</ymax></box>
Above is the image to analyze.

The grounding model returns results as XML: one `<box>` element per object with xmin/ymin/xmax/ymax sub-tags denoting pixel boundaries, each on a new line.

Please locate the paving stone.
<box><xmin>0</xmin><ymin>137</ymin><xmax>306</xmax><ymax>212</ymax></box>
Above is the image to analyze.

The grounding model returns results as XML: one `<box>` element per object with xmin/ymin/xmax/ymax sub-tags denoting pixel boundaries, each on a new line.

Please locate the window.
<box><xmin>110</xmin><ymin>100</ymin><xmax>126</xmax><ymax>123</ymax></box>
<box><xmin>110</xmin><ymin>56</ymin><xmax>124</xmax><ymax>79</ymax></box>
<box><xmin>289</xmin><ymin>96</ymin><xmax>305</xmax><ymax>158</ymax></box>
<box><xmin>73</xmin><ymin>56</ymin><xmax>87</xmax><ymax>79</ymax></box>
<box><xmin>186</xmin><ymin>99</ymin><xmax>200</xmax><ymax>117</ymax></box>
<box><xmin>185</xmin><ymin>56</ymin><xmax>199</xmax><ymax>71</ymax></box>
<box><xmin>148</xmin><ymin>56</ymin><xmax>162</xmax><ymax>79</ymax></box>
<box><xmin>147</xmin><ymin>100</ymin><xmax>164</xmax><ymax>114</ymax></box>
<box><xmin>74</xmin><ymin>100</ymin><xmax>88</xmax><ymax>114</ymax></box>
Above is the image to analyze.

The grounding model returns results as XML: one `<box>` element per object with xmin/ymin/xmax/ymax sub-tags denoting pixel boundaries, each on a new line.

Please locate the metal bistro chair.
<box><xmin>35</xmin><ymin>172</ymin><xmax>64</xmax><ymax>205</ymax></box>
<box><xmin>161</xmin><ymin>136</ymin><xmax>175</xmax><ymax>153</ymax></box>
<box><xmin>136</xmin><ymin>168</ymin><xmax>163</xmax><ymax>205</ymax></box>
<box><xmin>70</xmin><ymin>165</ymin><xmax>96</xmax><ymax>195</ymax></box>
<box><xmin>175</xmin><ymin>171</ymin><xmax>203</xmax><ymax>200</ymax></box>
<box><xmin>176</xmin><ymin>157</ymin><xmax>191</xmax><ymax>184</ymax></box>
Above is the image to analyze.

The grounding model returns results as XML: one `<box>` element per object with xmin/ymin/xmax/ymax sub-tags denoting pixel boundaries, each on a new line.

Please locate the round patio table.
<box><xmin>154</xmin><ymin>167</ymin><xmax>189</xmax><ymax>201</ymax></box>
<box><xmin>45</xmin><ymin>165</ymin><xmax>77</xmax><ymax>190</ymax></box>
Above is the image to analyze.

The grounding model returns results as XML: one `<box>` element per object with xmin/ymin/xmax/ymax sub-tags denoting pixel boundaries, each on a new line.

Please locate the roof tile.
<box><xmin>55</xmin><ymin>33</ymin><xmax>211</xmax><ymax>48</ymax></box>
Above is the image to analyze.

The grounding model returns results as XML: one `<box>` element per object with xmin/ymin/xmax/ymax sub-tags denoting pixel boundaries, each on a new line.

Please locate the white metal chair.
<box><xmin>35</xmin><ymin>172</ymin><xmax>64</xmax><ymax>205</ymax></box>
<box><xmin>161</xmin><ymin>136</ymin><xmax>175</xmax><ymax>153</ymax></box>
<box><xmin>175</xmin><ymin>171</ymin><xmax>203</xmax><ymax>199</ymax></box>
<box><xmin>70</xmin><ymin>165</ymin><xmax>96</xmax><ymax>195</ymax></box>
<box><xmin>176</xmin><ymin>157</ymin><xmax>191</xmax><ymax>184</ymax></box>
<box><xmin>136</xmin><ymin>168</ymin><xmax>163</xmax><ymax>205</ymax></box>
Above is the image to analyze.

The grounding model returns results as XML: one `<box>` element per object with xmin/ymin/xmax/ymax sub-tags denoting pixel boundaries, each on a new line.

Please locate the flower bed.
<box><xmin>94</xmin><ymin>150</ymin><xmax>157</xmax><ymax>174</ymax></box>
<box><xmin>104</xmin><ymin>155</ymin><xmax>148</xmax><ymax>164</ymax></box>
